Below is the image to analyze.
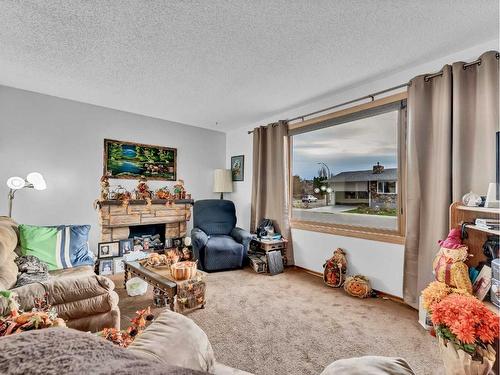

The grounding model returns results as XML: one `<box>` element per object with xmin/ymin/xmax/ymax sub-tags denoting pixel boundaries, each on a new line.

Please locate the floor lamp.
<box><xmin>6</xmin><ymin>172</ymin><xmax>47</xmax><ymax>217</ymax></box>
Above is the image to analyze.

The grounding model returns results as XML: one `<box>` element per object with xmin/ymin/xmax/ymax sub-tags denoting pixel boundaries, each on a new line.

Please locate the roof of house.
<box><xmin>327</xmin><ymin>168</ymin><xmax>397</xmax><ymax>183</ymax></box>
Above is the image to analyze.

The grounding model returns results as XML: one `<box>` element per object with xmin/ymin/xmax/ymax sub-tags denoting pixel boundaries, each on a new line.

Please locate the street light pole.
<box><xmin>317</xmin><ymin>162</ymin><xmax>331</xmax><ymax>179</ymax></box>
<box><xmin>317</xmin><ymin>162</ymin><xmax>332</xmax><ymax>205</ymax></box>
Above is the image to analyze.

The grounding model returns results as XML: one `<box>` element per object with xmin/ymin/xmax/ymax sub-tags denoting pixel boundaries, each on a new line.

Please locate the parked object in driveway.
<box><xmin>302</xmin><ymin>195</ymin><xmax>318</xmax><ymax>203</ymax></box>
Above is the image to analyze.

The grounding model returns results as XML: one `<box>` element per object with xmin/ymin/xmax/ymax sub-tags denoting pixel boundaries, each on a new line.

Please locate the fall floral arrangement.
<box><xmin>421</xmin><ymin>281</ymin><xmax>469</xmax><ymax>312</ymax></box>
<box><xmin>97</xmin><ymin>307</ymin><xmax>154</xmax><ymax>348</ymax></box>
<box><xmin>0</xmin><ymin>291</ymin><xmax>66</xmax><ymax>336</ymax></box>
<box><xmin>431</xmin><ymin>294</ymin><xmax>499</xmax><ymax>361</ymax></box>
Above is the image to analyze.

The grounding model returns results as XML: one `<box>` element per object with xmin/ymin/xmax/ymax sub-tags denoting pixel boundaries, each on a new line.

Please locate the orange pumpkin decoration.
<box><xmin>344</xmin><ymin>275</ymin><xmax>372</xmax><ymax>298</ymax></box>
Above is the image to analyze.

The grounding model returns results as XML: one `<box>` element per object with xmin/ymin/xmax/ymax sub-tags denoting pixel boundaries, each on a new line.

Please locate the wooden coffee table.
<box><xmin>123</xmin><ymin>260</ymin><xmax>206</xmax><ymax>311</ymax></box>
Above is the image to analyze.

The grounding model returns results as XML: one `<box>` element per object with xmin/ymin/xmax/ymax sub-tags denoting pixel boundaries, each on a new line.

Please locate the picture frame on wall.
<box><xmin>99</xmin><ymin>259</ymin><xmax>114</xmax><ymax>276</ymax></box>
<box><xmin>98</xmin><ymin>241</ymin><xmax>120</xmax><ymax>258</ymax></box>
<box><xmin>119</xmin><ymin>239</ymin><xmax>134</xmax><ymax>255</ymax></box>
<box><xmin>231</xmin><ymin>155</ymin><xmax>244</xmax><ymax>181</ymax></box>
<box><xmin>103</xmin><ymin>139</ymin><xmax>177</xmax><ymax>181</ymax></box>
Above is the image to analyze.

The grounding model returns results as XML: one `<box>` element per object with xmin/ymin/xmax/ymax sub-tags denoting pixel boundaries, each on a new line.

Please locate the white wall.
<box><xmin>0</xmin><ymin>85</ymin><xmax>226</xmax><ymax>250</ymax></box>
<box><xmin>226</xmin><ymin>130</ymin><xmax>253</xmax><ymax>230</ymax></box>
<box><xmin>226</xmin><ymin>39</ymin><xmax>499</xmax><ymax>297</ymax></box>
<box><xmin>292</xmin><ymin>229</ymin><xmax>405</xmax><ymax>296</ymax></box>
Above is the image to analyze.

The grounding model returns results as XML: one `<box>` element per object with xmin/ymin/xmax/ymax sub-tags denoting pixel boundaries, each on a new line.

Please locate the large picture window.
<box><xmin>290</xmin><ymin>96</ymin><xmax>406</xmax><ymax>236</ymax></box>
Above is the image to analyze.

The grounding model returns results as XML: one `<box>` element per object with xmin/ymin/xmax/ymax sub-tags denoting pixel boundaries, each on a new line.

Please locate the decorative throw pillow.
<box><xmin>128</xmin><ymin>309</ymin><xmax>215</xmax><ymax>373</ymax></box>
<box><xmin>18</xmin><ymin>224</ymin><xmax>94</xmax><ymax>271</ymax></box>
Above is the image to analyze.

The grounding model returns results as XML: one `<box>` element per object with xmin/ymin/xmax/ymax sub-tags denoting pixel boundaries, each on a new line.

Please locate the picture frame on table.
<box><xmin>231</xmin><ymin>155</ymin><xmax>244</xmax><ymax>181</ymax></box>
<box><xmin>98</xmin><ymin>241</ymin><xmax>120</xmax><ymax>259</ymax></box>
<box><xmin>119</xmin><ymin>239</ymin><xmax>134</xmax><ymax>255</ymax></box>
<box><xmin>99</xmin><ymin>259</ymin><xmax>114</xmax><ymax>276</ymax></box>
<box><xmin>172</xmin><ymin>237</ymin><xmax>184</xmax><ymax>248</ymax></box>
<box><xmin>113</xmin><ymin>258</ymin><xmax>125</xmax><ymax>274</ymax></box>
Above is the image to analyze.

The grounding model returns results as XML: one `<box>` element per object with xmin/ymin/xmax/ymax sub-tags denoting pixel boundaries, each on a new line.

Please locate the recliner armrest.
<box><xmin>230</xmin><ymin>227</ymin><xmax>252</xmax><ymax>250</ymax></box>
<box><xmin>191</xmin><ymin>228</ymin><xmax>209</xmax><ymax>249</ymax></box>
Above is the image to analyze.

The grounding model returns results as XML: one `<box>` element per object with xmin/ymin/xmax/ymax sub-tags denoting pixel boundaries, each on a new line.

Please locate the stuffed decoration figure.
<box><xmin>173</xmin><ymin>179</ymin><xmax>186</xmax><ymax>199</ymax></box>
<box><xmin>344</xmin><ymin>275</ymin><xmax>372</xmax><ymax>298</ymax></box>
<box><xmin>136</xmin><ymin>176</ymin><xmax>152</xmax><ymax>200</ymax></box>
<box><xmin>323</xmin><ymin>248</ymin><xmax>347</xmax><ymax>288</ymax></box>
<box><xmin>432</xmin><ymin>228</ymin><xmax>473</xmax><ymax>294</ymax></box>
<box><xmin>100</xmin><ymin>175</ymin><xmax>110</xmax><ymax>201</ymax></box>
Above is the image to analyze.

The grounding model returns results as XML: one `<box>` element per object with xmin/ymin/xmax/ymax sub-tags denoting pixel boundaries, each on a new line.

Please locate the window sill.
<box><xmin>290</xmin><ymin>219</ymin><xmax>406</xmax><ymax>245</ymax></box>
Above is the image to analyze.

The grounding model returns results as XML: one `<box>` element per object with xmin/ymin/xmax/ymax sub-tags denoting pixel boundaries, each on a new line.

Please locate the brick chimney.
<box><xmin>372</xmin><ymin>162</ymin><xmax>384</xmax><ymax>174</ymax></box>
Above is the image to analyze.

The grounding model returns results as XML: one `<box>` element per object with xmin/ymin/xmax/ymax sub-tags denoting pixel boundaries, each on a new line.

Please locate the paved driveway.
<box><xmin>292</xmin><ymin>205</ymin><xmax>397</xmax><ymax>230</ymax></box>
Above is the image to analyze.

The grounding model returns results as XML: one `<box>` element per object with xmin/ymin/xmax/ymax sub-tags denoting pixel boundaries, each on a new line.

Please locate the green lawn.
<box><xmin>344</xmin><ymin>206</ymin><xmax>397</xmax><ymax>216</ymax></box>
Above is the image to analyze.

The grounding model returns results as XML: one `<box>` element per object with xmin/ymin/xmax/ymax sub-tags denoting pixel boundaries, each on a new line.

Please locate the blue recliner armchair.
<box><xmin>191</xmin><ymin>199</ymin><xmax>252</xmax><ymax>272</ymax></box>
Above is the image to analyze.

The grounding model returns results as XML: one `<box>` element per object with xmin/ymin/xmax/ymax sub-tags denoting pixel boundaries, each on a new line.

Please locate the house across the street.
<box><xmin>326</xmin><ymin>163</ymin><xmax>397</xmax><ymax>208</ymax></box>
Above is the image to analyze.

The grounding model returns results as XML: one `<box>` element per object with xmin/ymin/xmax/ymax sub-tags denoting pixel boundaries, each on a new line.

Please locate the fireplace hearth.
<box><xmin>98</xmin><ymin>200</ymin><xmax>192</xmax><ymax>247</ymax></box>
<box><xmin>130</xmin><ymin>223</ymin><xmax>165</xmax><ymax>251</ymax></box>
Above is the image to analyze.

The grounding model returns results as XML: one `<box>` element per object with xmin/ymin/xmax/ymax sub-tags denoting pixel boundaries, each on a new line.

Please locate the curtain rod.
<box><xmin>247</xmin><ymin>52</ymin><xmax>499</xmax><ymax>134</ymax></box>
<box><xmin>423</xmin><ymin>53</ymin><xmax>499</xmax><ymax>82</ymax></box>
<box><xmin>247</xmin><ymin>82</ymin><xmax>408</xmax><ymax>134</ymax></box>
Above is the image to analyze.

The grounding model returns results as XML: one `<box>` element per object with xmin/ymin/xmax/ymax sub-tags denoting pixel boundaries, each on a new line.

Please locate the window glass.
<box><xmin>291</xmin><ymin>109</ymin><xmax>400</xmax><ymax>231</ymax></box>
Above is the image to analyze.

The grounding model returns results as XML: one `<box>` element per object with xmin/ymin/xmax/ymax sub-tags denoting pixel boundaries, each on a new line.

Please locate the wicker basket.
<box><xmin>170</xmin><ymin>261</ymin><xmax>198</xmax><ymax>281</ymax></box>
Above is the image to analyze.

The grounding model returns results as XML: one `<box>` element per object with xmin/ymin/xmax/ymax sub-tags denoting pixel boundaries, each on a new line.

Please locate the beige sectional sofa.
<box><xmin>0</xmin><ymin>217</ymin><xmax>119</xmax><ymax>332</ymax></box>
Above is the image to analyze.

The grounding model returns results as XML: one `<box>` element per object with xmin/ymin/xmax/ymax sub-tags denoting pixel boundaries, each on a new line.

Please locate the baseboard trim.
<box><xmin>293</xmin><ymin>265</ymin><xmax>406</xmax><ymax>305</ymax></box>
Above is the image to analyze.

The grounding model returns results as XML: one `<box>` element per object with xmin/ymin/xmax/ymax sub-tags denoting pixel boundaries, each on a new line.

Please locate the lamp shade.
<box><xmin>26</xmin><ymin>172</ymin><xmax>47</xmax><ymax>190</ymax></box>
<box><xmin>6</xmin><ymin>176</ymin><xmax>25</xmax><ymax>190</ymax></box>
<box><xmin>213</xmin><ymin>169</ymin><xmax>233</xmax><ymax>193</ymax></box>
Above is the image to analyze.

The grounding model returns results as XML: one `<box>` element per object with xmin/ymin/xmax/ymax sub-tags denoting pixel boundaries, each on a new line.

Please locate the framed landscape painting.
<box><xmin>231</xmin><ymin>155</ymin><xmax>244</xmax><ymax>181</ymax></box>
<box><xmin>104</xmin><ymin>139</ymin><xmax>177</xmax><ymax>180</ymax></box>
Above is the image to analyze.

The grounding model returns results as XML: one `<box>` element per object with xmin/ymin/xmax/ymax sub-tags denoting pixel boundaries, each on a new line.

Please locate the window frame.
<box><xmin>377</xmin><ymin>181</ymin><xmax>397</xmax><ymax>195</ymax></box>
<box><xmin>288</xmin><ymin>92</ymin><xmax>407</xmax><ymax>244</ymax></box>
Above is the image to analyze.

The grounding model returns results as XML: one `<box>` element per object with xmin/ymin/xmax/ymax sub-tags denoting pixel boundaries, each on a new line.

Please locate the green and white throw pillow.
<box><xmin>19</xmin><ymin>224</ymin><xmax>95</xmax><ymax>271</ymax></box>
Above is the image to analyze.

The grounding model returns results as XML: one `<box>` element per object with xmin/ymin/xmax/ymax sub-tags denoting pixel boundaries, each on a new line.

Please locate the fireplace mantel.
<box><xmin>98</xmin><ymin>200</ymin><xmax>193</xmax><ymax>242</ymax></box>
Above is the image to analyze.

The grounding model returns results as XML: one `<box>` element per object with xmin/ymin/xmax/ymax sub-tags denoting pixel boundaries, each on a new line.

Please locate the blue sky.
<box><xmin>292</xmin><ymin>110</ymin><xmax>398</xmax><ymax>180</ymax></box>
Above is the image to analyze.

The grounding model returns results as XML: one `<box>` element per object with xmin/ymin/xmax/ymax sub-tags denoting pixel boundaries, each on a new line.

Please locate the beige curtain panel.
<box><xmin>404</xmin><ymin>51</ymin><xmax>499</xmax><ymax>307</ymax></box>
<box><xmin>251</xmin><ymin>120</ymin><xmax>293</xmax><ymax>264</ymax></box>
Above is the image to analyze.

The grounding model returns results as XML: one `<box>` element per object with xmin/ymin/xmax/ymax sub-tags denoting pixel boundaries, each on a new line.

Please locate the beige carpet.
<box><xmin>113</xmin><ymin>268</ymin><xmax>444</xmax><ymax>375</ymax></box>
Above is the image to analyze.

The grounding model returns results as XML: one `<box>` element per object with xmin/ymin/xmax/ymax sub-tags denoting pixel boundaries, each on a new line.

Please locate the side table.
<box><xmin>249</xmin><ymin>238</ymin><xmax>288</xmax><ymax>275</ymax></box>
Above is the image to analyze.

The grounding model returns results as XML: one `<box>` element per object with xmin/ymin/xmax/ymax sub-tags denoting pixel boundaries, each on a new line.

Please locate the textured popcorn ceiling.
<box><xmin>0</xmin><ymin>1</ymin><xmax>498</xmax><ymax>131</ymax></box>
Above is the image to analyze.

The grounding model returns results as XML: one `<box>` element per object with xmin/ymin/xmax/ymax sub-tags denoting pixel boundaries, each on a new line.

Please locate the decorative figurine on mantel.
<box><xmin>135</xmin><ymin>176</ymin><xmax>152</xmax><ymax>208</ymax></box>
<box><xmin>99</xmin><ymin>175</ymin><xmax>110</xmax><ymax>201</ymax></box>
<box><xmin>432</xmin><ymin>228</ymin><xmax>473</xmax><ymax>294</ymax></box>
<box><xmin>155</xmin><ymin>186</ymin><xmax>171</xmax><ymax>200</ymax></box>
<box><xmin>155</xmin><ymin>186</ymin><xmax>176</xmax><ymax>206</ymax></box>
<box><xmin>173</xmin><ymin>179</ymin><xmax>186</xmax><ymax>199</ymax></box>
<box><xmin>111</xmin><ymin>185</ymin><xmax>132</xmax><ymax>208</ymax></box>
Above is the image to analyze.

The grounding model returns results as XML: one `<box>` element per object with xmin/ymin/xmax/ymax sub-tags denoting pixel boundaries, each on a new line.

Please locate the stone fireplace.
<box><xmin>98</xmin><ymin>200</ymin><xmax>192</xmax><ymax>244</ymax></box>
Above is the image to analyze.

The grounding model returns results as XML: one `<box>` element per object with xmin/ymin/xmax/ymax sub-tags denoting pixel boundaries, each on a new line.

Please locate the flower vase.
<box><xmin>438</xmin><ymin>337</ymin><xmax>496</xmax><ymax>375</ymax></box>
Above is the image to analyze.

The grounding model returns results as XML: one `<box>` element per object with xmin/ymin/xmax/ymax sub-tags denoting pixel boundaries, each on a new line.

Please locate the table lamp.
<box><xmin>213</xmin><ymin>169</ymin><xmax>233</xmax><ymax>199</ymax></box>
<box><xmin>6</xmin><ymin>172</ymin><xmax>47</xmax><ymax>217</ymax></box>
